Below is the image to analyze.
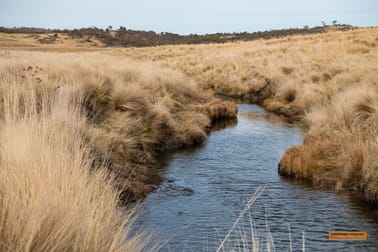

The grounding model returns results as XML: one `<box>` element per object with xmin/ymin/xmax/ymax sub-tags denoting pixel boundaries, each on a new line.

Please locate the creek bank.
<box><xmin>214</xmin><ymin>78</ymin><xmax>305</xmax><ymax>122</ymax></box>
<box><xmin>213</xmin><ymin>80</ymin><xmax>378</xmax><ymax>205</ymax></box>
<box><xmin>93</xmin><ymin>98</ymin><xmax>239</xmax><ymax>204</ymax></box>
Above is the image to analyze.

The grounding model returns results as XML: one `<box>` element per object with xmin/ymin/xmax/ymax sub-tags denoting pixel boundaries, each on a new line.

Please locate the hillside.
<box><xmin>0</xmin><ymin>25</ymin><xmax>353</xmax><ymax>49</ymax></box>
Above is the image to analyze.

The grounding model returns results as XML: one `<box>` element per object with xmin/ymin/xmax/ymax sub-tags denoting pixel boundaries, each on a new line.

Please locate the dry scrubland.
<box><xmin>120</xmin><ymin>27</ymin><xmax>378</xmax><ymax>203</ymax></box>
<box><xmin>0</xmin><ymin>51</ymin><xmax>236</xmax><ymax>251</ymax></box>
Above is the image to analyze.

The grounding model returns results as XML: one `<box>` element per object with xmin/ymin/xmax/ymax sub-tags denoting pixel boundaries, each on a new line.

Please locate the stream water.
<box><xmin>137</xmin><ymin>104</ymin><xmax>378</xmax><ymax>251</ymax></box>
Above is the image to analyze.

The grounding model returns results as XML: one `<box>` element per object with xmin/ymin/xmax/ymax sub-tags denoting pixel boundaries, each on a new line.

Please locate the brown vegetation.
<box><xmin>0</xmin><ymin>25</ymin><xmax>377</xmax><ymax>251</ymax></box>
<box><xmin>0</xmin><ymin>61</ymin><xmax>146</xmax><ymax>251</ymax></box>
<box><xmin>279</xmin><ymin>85</ymin><xmax>378</xmax><ymax>202</ymax></box>
<box><xmin>0</xmin><ymin>51</ymin><xmax>237</xmax><ymax>250</ymax></box>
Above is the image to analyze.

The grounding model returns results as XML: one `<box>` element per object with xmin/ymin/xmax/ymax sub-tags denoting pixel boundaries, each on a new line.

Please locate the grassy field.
<box><xmin>0</xmin><ymin>26</ymin><xmax>377</xmax><ymax>250</ymax></box>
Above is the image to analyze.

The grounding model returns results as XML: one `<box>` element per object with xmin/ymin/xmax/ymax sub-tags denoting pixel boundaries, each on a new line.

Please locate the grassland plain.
<box><xmin>0</xmin><ymin>51</ymin><xmax>237</xmax><ymax>251</ymax></box>
<box><xmin>0</xmin><ymin>26</ymin><xmax>377</xmax><ymax>251</ymax></box>
<box><xmin>117</xmin><ymin>27</ymin><xmax>378</xmax><ymax>203</ymax></box>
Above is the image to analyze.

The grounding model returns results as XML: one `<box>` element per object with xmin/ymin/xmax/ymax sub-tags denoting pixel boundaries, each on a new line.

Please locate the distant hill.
<box><xmin>0</xmin><ymin>25</ymin><xmax>355</xmax><ymax>47</ymax></box>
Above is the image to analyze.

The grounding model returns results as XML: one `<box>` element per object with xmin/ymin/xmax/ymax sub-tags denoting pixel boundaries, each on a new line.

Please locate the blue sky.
<box><xmin>1</xmin><ymin>0</ymin><xmax>377</xmax><ymax>34</ymax></box>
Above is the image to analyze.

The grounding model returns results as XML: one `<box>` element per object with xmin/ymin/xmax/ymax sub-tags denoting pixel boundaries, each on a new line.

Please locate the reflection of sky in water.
<box><xmin>137</xmin><ymin>104</ymin><xmax>378</xmax><ymax>252</ymax></box>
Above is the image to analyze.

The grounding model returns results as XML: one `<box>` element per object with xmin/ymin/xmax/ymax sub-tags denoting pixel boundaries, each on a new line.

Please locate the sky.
<box><xmin>0</xmin><ymin>0</ymin><xmax>377</xmax><ymax>34</ymax></box>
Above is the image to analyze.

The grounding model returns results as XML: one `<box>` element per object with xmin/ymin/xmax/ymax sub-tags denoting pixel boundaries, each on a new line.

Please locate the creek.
<box><xmin>137</xmin><ymin>104</ymin><xmax>378</xmax><ymax>251</ymax></box>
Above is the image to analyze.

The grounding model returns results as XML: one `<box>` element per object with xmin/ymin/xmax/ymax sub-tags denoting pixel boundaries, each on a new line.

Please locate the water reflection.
<box><xmin>210</xmin><ymin>118</ymin><xmax>237</xmax><ymax>132</ymax></box>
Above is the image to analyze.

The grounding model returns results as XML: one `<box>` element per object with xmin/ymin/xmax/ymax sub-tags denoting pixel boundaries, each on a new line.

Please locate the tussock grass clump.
<box><xmin>279</xmin><ymin>85</ymin><xmax>378</xmax><ymax>202</ymax></box>
<box><xmin>0</xmin><ymin>77</ymin><xmax>149</xmax><ymax>251</ymax></box>
<box><xmin>0</xmin><ymin>51</ymin><xmax>237</xmax><ymax>250</ymax></box>
<box><xmin>81</xmin><ymin>78</ymin><xmax>114</xmax><ymax>122</ymax></box>
<box><xmin>207</xmin><ymin>100</ymin><xmax>238</xmax><ymax>121</ymax></box>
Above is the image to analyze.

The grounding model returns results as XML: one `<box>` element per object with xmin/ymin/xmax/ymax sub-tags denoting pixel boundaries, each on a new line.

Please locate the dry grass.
<box><xmin>0</xmin><ymin>32</ymin><xmax>104</xmax><ymax>51</ymax></box>
<box><xmin>0</xmin><ymin>51</ymin><xmax>237</xmax><ymax>250</ymax></box>
<box><xmin>0</xmin><ymin>26</ymin><xmax>377</xmax><ymax>250</ymax></box>
<box><xmin>279</xmin><ymin>84</ymin><xmax>378</xmax><ymax>201</ymax></box>
<box><xmin>120</xmin><ymin>27</ymin><xmax>377</xmax><ymax>115</ymax></box>
<box><xmin>0</xmin><ymin>71</ymin><xmax>148</xmax><ymax>251</ymax></box>
<box><xmin>0</xmin><ymin>51</ymin><xmax>237</xmax><ymax>200</ymax></box>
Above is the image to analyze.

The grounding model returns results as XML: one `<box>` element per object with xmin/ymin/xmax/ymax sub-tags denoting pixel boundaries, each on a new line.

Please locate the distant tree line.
<box><xmin>0</xmin><ymin>24</ymin><xmax>354</xmax><ymax>47</ymax></box>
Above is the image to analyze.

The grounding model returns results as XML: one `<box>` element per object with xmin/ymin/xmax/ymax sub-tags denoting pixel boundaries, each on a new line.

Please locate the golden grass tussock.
<box><xmin>116</xmin><ymin>27</ymin><xmax>378</xmax><ymax>202</ymax></box>
<box><xmin>279</xmin><ymin>84</ymin><xmax>378</xmax><ymax>202</ymax></box>
<box><xmin>0</xmin><ymin>78</ymin><xmax>149</xmax><ymax>251</ymax></box>
<box><xmin>0</xmin><ymin>51</ymin><xmax>237</xmax><ymax>250</ymax></box>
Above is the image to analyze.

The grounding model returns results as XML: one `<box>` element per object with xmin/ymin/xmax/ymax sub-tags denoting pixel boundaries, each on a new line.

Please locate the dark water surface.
<box><xmin>137</xmin><ymin>104</ymin><xmax>378</xmax><ymax>251</ymax></box>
